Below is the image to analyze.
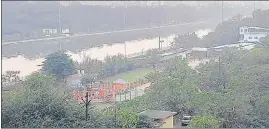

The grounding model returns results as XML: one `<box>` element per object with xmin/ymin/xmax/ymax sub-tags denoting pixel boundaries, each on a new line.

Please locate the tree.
<box><xmin>117</xmin><ymin>110</ymin><xmax>139</xmax><ymax>128</ymax></box>
<box><xmin>103</xmin><ymin>54</ymin><xmax>134</xmax><ymax>76</ymax></box>
<box><xmin>144</xmin><ymin>49</ymin><xmax>161</xmax><ymax>69</ymax></box>
<box><xmin>135</xmin><ymin>115</ymin><xmax>155</xmax><ymax>128</ymax></box>
<box><xmin>2</xmin><ymin>73</ymin><xmax>71</xmax><ymax>127</ymax></box>
<box><xmin>260</xmin><ymin>35</ymin><xmax>269</xmax><ymax>48</ymax></box>
<box><xmin>190</xmin><ymin>116</ymin><xmax>219</xmax><ymax>128</ymax></box>
<box><xmin>2</xmin><ymin>71</ymin><xmax>21</xmax><ymax>87</ymax></box>
<box><xmin>42</xmin><ymin>50</ymin><xmax>75</xmax><ymax>80</ymax></box>
<box><xmin>173</xmin><ymin>32</ymin><xmax>200</xmax><ymax>49</ymax></box>
<box><xmin>2</xmin><ymin>72</ymin><xmax>102</xmax><ymax>128</ymax></box>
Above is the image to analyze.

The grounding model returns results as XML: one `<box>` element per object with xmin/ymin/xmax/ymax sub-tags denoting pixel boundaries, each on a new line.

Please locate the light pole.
<box><xmin>58</xmin><ymin>1</ymin><xmax>62</xmax><ymax>34</ymax></box>
<box><xmin>253</xmin><ymin>0</ymin><xmax>256</xmax><ymax>11</ymax></box>
<box><xmin>124</xmin><ymin>5</ymin><xmax>127</xmax><ymax>64</ymax></box>
<box><xmin>221</xmin><ymin>0</ymin><xmax>224</xmax><ymax>23</ymax></box>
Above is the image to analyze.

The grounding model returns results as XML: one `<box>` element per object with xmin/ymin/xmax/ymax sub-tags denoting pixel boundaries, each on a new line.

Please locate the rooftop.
<box><xmin>138</xmin><ymin>110</ymin><xmax>177</xmax><ymax>120</ymax></box>
<box><xmin>66</xmin><ymin>74</ymin><xmax>81</xmax><ymax>81</ymax></box>
<box><xmin>212</xmin><ymin>43</ymin><xmax>255</xmax><ymax>50</ymax></box>
<box><xmin>241</xmin><ymin>26</ymin><xmax>269</xmax><ymax>31</ymax></box>
<box><xmin>192</xmin><ymin>47</ymin><xmax>207</xmax><ymax>51</ymax></box>
<box><xmin>113</xmin><ymin>79</ymin><xmax>127</xmax><ymax>84</ymax></box>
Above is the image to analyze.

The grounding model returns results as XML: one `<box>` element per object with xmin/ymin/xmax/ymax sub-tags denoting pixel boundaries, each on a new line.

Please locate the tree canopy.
<box><xmin>42</xmin><ymin>50</ymin><xmax>75</xmax><ymax>80</ymax></box>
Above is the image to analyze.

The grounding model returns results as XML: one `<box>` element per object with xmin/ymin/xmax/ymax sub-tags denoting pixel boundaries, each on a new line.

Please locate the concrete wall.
<box><xmin>159</xmin><ymin>116</ymin><xmax>174</xmax><ymax>128</ymax></box>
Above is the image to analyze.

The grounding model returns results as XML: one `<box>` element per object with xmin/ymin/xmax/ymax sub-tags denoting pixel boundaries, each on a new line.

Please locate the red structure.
<box><xmin>72</xmin><ymin>79</ymin><xmax>147</xmax><ymax>103</ymax></box>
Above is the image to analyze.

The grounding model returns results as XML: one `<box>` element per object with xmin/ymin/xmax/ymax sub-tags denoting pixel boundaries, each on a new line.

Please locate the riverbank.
<box><xmin>2</xmin><ymin>21</ymin><xmax>216</xmax><ymax>58</ymax></box>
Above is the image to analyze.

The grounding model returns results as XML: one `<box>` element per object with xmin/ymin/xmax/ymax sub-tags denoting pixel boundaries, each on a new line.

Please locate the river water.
<box><xmin>2</xmin><ymin>29</ymin><xmax>212</xmax><ymax>77</ymax></box>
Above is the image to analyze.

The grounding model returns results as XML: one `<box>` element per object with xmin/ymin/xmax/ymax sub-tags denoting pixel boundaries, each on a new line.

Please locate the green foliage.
<box><xmin>260</xmin><ymin>35</ymin><xmax>269</xmax><ymax>48</ymax></box>
<box><xmin>104</xmin><ymin>68</ymin><xmax>154</xmax><ymax>83</ymax></box>
<box><xmin>144</xmin><ymin>49</ymin><xmax>161</xmax><ymax>69</ymax></box>
<box><xmin>173</xmin><ymin>32</ymin><xmax>200</xmax><ymax>49</ymax></box>
<box><xmin>1</xmin><ymin>72</ymin><xmax>100</xmax><ymax>128</ymax></box>
<box><xmin>145</xmin><ymin>71</ymin><xmax>163</xmax><ymax>83</ymax></box>
<box><xmin>42</xmin><ymin>51</ymin><xmax>75</xmax><ymax>80</ymax></box>
<box><xmin>78</xmin><ymin>57</ymin><xmax>104</xmax><ymax>81</ymax></box>
<box><xmin>113</xmin><ymin>44</ymin><xmax>269</xmax><ymax>128</ymax></box>
<box><xmin>201</xmin><ymin>9</ymin><xmax>269</xmax><ymax>47</ymax></box>
<box><xmin>190</xmin><ymin>116</ymin><xmax>219</xmax><ymax>128</ymax></box>
<box><xmin>117</xmin><ymin>110</ymin><xmax>139</xmax><ymax>128</ymax></box>
<box><xmin>104</xmin><ymin>54</ymin><xmax>129</xmax><ymax>76</ymax></box>
<box><xmin>135</xmin><ymin>115</ymin><xmax>155</xmax><ymax>128</ymax></box>
<box><xmin>2</xmin><ymin>71</ymin><xmax>21</xmax><ymax>91</ymax></box>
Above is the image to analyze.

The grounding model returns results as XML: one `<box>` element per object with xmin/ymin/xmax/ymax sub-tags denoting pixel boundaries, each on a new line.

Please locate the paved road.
<box><xmin>2</xmin><ymin>21</ymin><xmax>211</xmax><ymax>45</ymax></box>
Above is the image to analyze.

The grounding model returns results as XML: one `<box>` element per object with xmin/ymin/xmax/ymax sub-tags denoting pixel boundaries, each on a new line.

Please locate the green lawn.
<box><xmin>104</xmin><ymin>68</ymin><xmax>154</xmax><ymax>83</ymax></box>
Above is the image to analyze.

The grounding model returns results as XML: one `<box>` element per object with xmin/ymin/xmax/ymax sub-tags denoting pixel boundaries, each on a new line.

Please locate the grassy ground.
<box><xmin>104</xmin><ymin>68</ymin><xmax>154</xmax><ymax>83</ymax></box>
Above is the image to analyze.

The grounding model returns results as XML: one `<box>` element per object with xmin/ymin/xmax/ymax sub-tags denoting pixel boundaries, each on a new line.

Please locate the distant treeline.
<box><xmin>3</xmin><ymin>1</ymin><xmax>254</xmax><ymax>38</ymax></box>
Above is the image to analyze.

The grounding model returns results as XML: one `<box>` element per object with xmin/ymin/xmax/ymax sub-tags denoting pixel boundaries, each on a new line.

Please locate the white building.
<box><xmin>42</xmin><ymin>29</ymin><xmax>58</xmax><ymax>34</ymax></box>
<box><xmin>239</xmin><ymin>26</ymin><xmax>269</xmax><ymax>43</ymax></box>
<box><xmin>61</xmin><ymin>29</ymin><xmax>70</xmax><ymax>34</ymax></box>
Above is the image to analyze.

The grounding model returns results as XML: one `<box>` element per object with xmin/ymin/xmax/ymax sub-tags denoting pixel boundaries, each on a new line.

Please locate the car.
<box><xmin>181</xmin><ymin>115</ymin><xmax>192</xmax><ymax>126</ymax></box>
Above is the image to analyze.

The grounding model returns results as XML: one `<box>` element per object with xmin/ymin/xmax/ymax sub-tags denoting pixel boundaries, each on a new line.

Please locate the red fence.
<box><xmin>73</xmin><ymin>80</ymin><xmax>147</xmax><ymax>103</ymax></box>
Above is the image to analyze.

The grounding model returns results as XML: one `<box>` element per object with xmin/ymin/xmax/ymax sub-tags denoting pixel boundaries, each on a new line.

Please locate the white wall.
<box><xmin>243</xmin><ymin>33</ymin><xmax>268</xmax><ymax>42</ymax></box>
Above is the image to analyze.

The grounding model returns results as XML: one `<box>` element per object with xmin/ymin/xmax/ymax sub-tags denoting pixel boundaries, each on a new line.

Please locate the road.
<box><xmin>2</xmin><ymin>21</ymin><xmax>211</xmax><ymax>45</ymax></box>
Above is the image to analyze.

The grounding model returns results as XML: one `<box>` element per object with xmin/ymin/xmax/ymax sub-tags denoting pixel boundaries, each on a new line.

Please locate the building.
<box><xmin>138</xmin><ymin>110</ymin><xmax>177</xmax><ymax>128</ymax></box>
<box><xmin>113</xmin><ymin>79</ymin><xmax>128</xmax><ymax>93</ymax></box>
<box><xmin>207</xmin><ymin>43</ymin><xmax>255</xmax><ymax>58</ymax></box>
<box><xmin>61</xmin><ymin>29</ymin><xmax>71</xmax><ymax>36</ymax></box>
<box><xmin>239</xmin><ymin>26</ymin><xmax>269</xmax><ymax>43</ymax></box>
<box><xmin>42</xmin><ymin>29</ymin><xmax>58</xmax><ymax>35</ymax></box>
<box><xmin>66</xmin><ymin>70</ymin><xmax>84</xmax><ymax>87</ymax></box>
<box><xmin>188</xmin><ymin>47</ymin><xmax>208</xmax><ymax>59</ymax></box>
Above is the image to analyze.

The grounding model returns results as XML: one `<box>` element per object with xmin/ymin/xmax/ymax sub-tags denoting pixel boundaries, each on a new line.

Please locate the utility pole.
<box><xmin>253</xmin><ymin>0</ymin><xmax>256</xmax><ymax>11</ymax></box>
<box><xmin>218</xmin><ymin>56</ymin><xmax>221</xmax><ymax>89</ymax></box>
<box><xmin>59</xmin><ymin>43</ymin><xmax>62</xmax><ymax>50</ymax></box>
<box><xmin>158</xmin><ymin>1</ymin><xmax>162</xmax><ymax>51</ymax></box>
<box><xmin>221</xmin><ymin>0</ymin><xmax>224</xmax><ymax>23</ymax></box>
<box><xmin>159</xmin><ymin>36</ymin><xmax>161</xmax><ymax>50</ymax></box>
<box><xmin>113</xmin><ymin>87</ymin><xmax>117</xmax><ymax>127</ymax></box>
<box><xmin>58</xmin><ymin>1</ymin><xmax>62</xmax><ymax>34</ymax></box>
<box><xmin>82</xmin><ymin>91</ymin><xmax>91</xmax><ymax>121</ymax></box>
<box><xmin>124</xmin><ymin>5</ymin><xmax>127</xmax><ymax>65</ymax></box>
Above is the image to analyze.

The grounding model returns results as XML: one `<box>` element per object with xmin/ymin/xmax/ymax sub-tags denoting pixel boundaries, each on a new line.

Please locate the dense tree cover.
<box><xmin>40</xmin><ymin>49</ymin><xmax>160</xmax><ymax>85</ymax></box>
<box><xmin>190</xmin><ymin>115</ymin><xmax>219</xmax><ymax>128</ymax></box>
<box><xmin>2</xmin><ymin>71</ymin><xmax>21</xmax><ymax>86</ymax></box>
<box><xmin>42</xmin><ymin>50</ymin><xmax>75</xmax><ymax>80</ymax></box>
<box><xmin>2</xmin><ymin>34</ymin><xmax>269</xmax><ymax>128</ymax></box>
<box><xmin>202</xmin><ymin>9</ymin><xmax>269</xmax><ymax>47</ymax></box>
<box><xmin>1</xmin><ymin>73</ymin><xmax>101</xmax><ymax>128</ymax></box>
<box><xmin>76</xmin><ymin>51</ymin><xmax>163</xmax><ymax>83</ymax></box>
<box><xmin>76</xmin><ymin>54</ymin><xmax>136</xmax><ymax>83</ymax></box>
<box><xmin>2</xmin><ymin>1</ymin><xmax>255</xmax><ymax>39</ymax></box>
<box><xmin>172</xmin><ymin>32</ymin><xmax>200</xmax><ymax>49</ymax></box>
<box><xmin>112</xmin><ymin>36</ymin><xmax>269</xmax><ymax>128</ymax></box>
<box><xmin>172</xmin><ymin>9</ymin><xmax>269</xmax><ymax>48</ymax></box>
<box><xmin>1</xmin><ymin>72</ymin><xmax>154</xmax><ymax>128</ymax></box>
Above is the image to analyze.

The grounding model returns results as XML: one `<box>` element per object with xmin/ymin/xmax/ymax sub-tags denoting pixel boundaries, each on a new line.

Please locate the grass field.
<box><xmin>104</xmin><ymin>68</ymin><xmax>154</xmax><ymax>83</ymax></box>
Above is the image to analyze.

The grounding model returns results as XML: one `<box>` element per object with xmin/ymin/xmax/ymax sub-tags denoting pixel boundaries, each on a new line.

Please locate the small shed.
<box><xmin>66</xmin><ymin>74</ymin><xmax>82</xmax><ymax>87</ymax></box>
<box><xmin>138</xmin><ymin>110</ymin><xmax>177</xmax><ymax>128</ymax></box>
<box><xmin>189</xmin><ymin>47</ymin><xmax>208</xmax><ymax>59</ymax></box>
<box><xmin>113</xmin><ymin>79</ymin><xmax>128</xmax><ymax>93</ymax></box>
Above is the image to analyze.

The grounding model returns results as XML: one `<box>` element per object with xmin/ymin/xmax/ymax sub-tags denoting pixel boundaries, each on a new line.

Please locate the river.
<box><xmin>2</xmin><ymin>28</ymin><xmax>212</xmax><ymax>78</ymax></box>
